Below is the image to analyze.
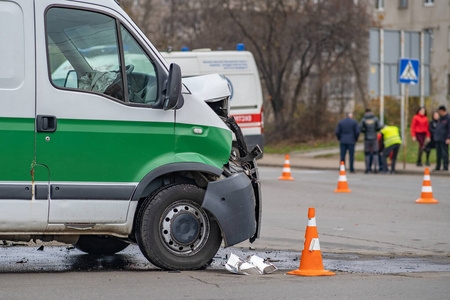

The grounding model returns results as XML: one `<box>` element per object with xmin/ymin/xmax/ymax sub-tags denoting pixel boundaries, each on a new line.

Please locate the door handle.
<box><xmin>36</xmin><ymin>115</ymin><xmax>57</xmax><ymax>133</ymax></box>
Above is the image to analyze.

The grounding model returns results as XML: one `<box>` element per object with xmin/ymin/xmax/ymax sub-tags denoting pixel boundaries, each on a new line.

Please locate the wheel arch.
<box><xmin>131</xmin><ymin>163</ymin><xmax>222</xmax><ymax>202</ymax></box>
<box><xmin>129</xmin><ymin>163</ymin><xmax>222</xmax><ymax>241</ymax></box>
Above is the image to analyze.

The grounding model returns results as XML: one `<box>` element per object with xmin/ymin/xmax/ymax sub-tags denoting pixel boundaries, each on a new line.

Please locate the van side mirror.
<box><xmin>163</xmin><ymin>63</ymin><xmax>183</xmax><ymax>110</ymax></box>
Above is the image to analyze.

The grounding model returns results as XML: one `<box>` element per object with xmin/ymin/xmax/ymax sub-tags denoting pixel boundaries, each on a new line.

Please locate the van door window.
<box><xmin>121</xmin><ymin>26</ymin><xmax>158</xmax><ymax>104</ymax></box>
<box><xmin>47</xmin><ymin>8</ymin><xmax>125</xmax><ymax>101</ymax></box>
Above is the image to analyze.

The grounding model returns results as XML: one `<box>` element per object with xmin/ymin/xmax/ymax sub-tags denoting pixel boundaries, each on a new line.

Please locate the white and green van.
<box><xmin>0</xmin><ymin>0</ymin><xmax>261</xmax><ymax>270</ymax></box>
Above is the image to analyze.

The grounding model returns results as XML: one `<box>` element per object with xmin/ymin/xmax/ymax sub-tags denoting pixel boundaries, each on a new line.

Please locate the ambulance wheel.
<box><xmin>74</xmin><ymin>235</ymin><xmax>129</xmax><ymax>255</ymax></box>
<box><xmin>136</xmin><ymin>184</ymin><xmax>222</xmax><ymax>270</ymax></box>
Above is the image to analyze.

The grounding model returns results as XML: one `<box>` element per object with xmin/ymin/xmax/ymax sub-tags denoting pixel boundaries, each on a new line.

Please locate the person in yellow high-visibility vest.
<box><xmin>380</xmin><ymin>125</ymin><xmax>402</xmax><ymax>174</ymax></box>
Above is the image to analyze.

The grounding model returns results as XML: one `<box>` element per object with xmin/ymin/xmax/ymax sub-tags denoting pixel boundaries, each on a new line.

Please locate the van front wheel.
<box><xmin>136</xmin><ymin>184</ymin><xmax>222</xmax><ymax>270</ymax></box>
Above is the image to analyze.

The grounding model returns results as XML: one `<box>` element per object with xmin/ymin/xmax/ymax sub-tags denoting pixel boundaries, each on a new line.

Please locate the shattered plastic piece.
<box><xmin>225</xmin><ymin>253</ymin><xmax>248</xmax><ymax>274</ymax></box>
<box><xmin>225</xmin><ymin>253</ymin><xmax>259</xmax><ymax>275</ymax></box>
<box><xmin>225</xmin><ymin>253</ymin><xmax>277</xmax><ymax>275</ymax></box>
<box><xmin>239</xmin><ymin>262</ymin><xmax>260</xmax><ymax>275</ymax></box>
<box><xmin>248</xmin><ymin>255</ymin><xmax>277</xmax><ymax>274</ymax></box>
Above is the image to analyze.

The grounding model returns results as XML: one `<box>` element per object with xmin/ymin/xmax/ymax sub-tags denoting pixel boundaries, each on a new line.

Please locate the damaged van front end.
<box><xmin>182</xmin><ymin>74</ymin><xmax>262</xmax><ymax>247</ymax></box>
<box><xmin>202</xmin><ymin>149</ymin><xmax>262</xmax><ymax>247</ymax></box>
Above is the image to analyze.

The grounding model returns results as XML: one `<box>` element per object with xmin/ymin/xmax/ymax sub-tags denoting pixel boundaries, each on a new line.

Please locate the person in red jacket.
<box><xmin>411</xmin><ymin>106</ymin><xmax>430</xmax><ymax>166</ymax></box>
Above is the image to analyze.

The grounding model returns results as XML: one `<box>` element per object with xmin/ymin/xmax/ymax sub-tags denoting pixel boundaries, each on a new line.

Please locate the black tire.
<box><xmin>74</xmin><ymin>235</ymin><xmax>129</xmax><ymax>255</ymax></box>
<box><xmin>136</xmin><ymin>184</ymin><xmax>222</xmax><ymax>270</ymax></box>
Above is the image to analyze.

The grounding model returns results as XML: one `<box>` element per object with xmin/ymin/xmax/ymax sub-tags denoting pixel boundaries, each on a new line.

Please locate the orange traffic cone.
<box><xmin>287</xmin><ymin>208</ymin><xmax>335</xmax><ymax>276</ymax></box>
<box><xmin>334</xmin><ymin>161</ymin><xmax>351</xmax><ymax>193</ymax></box>
<box><xmin>278</xmin><ymin>154</ymin><xmax>294</xmax><ymax>181</ymax></box>
<box><xmin>415</xmin><ymin>167</ymin><xmax>438</xmax><ymax>204</ymax></box>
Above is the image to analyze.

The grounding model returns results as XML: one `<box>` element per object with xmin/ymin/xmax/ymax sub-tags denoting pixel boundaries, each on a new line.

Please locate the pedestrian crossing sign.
<box><xmin>398</xmin><ymin>58</ymin><xmax>419</xmax><ymax>85</ymax></box>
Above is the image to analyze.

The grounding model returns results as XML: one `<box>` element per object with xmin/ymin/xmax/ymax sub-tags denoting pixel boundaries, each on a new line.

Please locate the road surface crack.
<box><xmin>188</xmin><ymin>275</ymin><xmax>220</xmax><ymax>289</ymax></box>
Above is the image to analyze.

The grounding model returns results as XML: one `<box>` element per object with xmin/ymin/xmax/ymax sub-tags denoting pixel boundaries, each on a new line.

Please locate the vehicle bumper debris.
<box><xmin>225</xmin><ymin>253</ymin><xmax>277</xmax><ymax>275</ymax></box>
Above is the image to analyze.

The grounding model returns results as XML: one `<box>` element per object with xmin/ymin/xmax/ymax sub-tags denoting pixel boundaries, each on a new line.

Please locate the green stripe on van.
<box><xmin>174</xmin><ymin>122</ymin><xmax>232</xmax><ymax>168</ymax></box>
<box><xmin>34</xmin><ymin>119</ymin><xmax>230</xmax><ymax>183</ymax></box>
<box><xmin>1</xmin><ymin>117</ymin><xmax>231</xmax><ymax>183</ymax></box>
<box><xmin>0</xmin><ymin>117</ymin><xmax>35</xmax><ymax>181</ymax></box>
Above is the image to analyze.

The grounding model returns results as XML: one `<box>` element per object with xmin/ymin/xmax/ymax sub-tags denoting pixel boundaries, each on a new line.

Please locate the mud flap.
<box><xmin>202</xmin><ymin>172</ymin><xmax>257</xmax><ymax>247</ymax></box>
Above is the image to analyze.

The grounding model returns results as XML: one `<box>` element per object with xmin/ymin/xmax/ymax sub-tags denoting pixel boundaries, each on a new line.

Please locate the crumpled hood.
<box><xmin>182</xmin><ymin>74</ymin><xmax>231</xmax><ymax>103</ymax></box>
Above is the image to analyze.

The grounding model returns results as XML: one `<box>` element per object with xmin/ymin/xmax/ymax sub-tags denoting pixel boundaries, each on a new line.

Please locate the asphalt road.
<box><xmin>1</xmin><ymin>270</ymin><xmax>449</xmax><ymax>300</ymax></box>
<box><xmin>241</xmin><ymin>167</ymin><xmax>450</xmax><ymax>255</ymax></box>
<box><xmin>1</xmin><ymin>167</ymin><xmax>449</xmax><ymax>299</ymax></box>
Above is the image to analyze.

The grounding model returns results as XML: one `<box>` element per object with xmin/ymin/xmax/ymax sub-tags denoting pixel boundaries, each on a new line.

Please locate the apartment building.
<box><xmin>372</xmin><ymin>0</ymin><xmax>450</xmax><ymax>105</ymax></box>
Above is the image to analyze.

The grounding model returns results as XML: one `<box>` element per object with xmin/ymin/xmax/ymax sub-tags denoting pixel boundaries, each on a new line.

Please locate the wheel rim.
<box><xmin>160</xmin><ymin>200</ymin><xmax>210</xmax><ymax>256</ymax></box>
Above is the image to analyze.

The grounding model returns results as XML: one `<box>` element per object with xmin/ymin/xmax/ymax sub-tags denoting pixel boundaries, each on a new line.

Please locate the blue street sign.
<box><xmin>398</xmin><ymin>58</ymin><xmax>419</xmax><ymax>85</ymax></box>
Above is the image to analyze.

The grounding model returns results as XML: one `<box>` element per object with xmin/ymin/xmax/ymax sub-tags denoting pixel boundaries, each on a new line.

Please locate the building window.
<box><xmin>398</xmin><ymin>0</ymin><xmax>408</xmax><ymax>9</ymax></box>
<box><xmin>375</xmin><ymin>0</ymin><xmax>384</xmax><ymax>10</ymax></box>
<box><xmin>423</xmin><ymin>0</ymin><xmax>434</xmax><ymax>6</ymax></box>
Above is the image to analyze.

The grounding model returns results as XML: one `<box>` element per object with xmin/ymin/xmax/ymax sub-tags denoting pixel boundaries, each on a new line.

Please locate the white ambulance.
<box><xmin>0</xmin><ymin>0</ymin><xmax>261</xmax><ymax>271</ymax></box>
<box><xmin>162</xmin><ymin>47</ymin><xmax>264</xmax><ymax>154</ymax></box>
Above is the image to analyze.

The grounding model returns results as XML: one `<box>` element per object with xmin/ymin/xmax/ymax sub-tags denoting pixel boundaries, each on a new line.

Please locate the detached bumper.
<box><xmin>202</xmin><ymin>171</ymin><xmax>261</xmax><ymax>247</ymax></box>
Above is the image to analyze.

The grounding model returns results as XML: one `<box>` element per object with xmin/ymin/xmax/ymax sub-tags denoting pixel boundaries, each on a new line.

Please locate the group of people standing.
<box><xmin>335</xmin><ymin>105</ymin><xmax>450</xmax><ymax>173</ymax></box>
<box><xmin>411</xmin><ymin>105</ymin><xmax>450</xmax><ymax>171</ymax></box>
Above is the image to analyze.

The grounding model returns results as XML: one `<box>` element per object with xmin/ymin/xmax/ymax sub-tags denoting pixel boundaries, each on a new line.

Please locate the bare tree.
<box><xmin>217</xmin><ymin>0</ymin><xmax>370</xmax><ymax>138</ymax></box>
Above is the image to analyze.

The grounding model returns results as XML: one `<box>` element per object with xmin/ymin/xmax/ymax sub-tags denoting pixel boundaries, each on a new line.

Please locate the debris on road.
<box><xmin>248</xmin><ymin>255</ymin><xmax>277</xmax><ymax>274</ymax></box>
<box><xmin>225</xmin><ymin>253</ymin><xmax>277</xmax><ymax>275</ymax></box>
<box><xmin>16</xmin><ymin>259</ymin><xmax>28</xmax><ymax>264</ymax></box>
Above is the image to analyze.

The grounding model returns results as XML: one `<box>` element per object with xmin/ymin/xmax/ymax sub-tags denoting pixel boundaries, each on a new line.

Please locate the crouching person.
<box><xmin>380</xmin><ymin>125</ymin><xmax>402</xmax><ymax>174</ymax></box>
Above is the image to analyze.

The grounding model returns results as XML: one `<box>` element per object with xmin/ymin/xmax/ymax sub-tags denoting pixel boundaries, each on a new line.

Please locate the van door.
<box><xmin>34</xmin><ymin>2</ymin><xmax>174</xmax><ymax>225</ymax></box>
<box><xmin>0</xmin><ymin>0</ymin><xmax>49</xmax><ymax>231</ymax></box>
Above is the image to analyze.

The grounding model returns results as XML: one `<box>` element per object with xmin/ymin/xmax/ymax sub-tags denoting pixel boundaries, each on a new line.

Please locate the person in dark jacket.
<box><xmin>424</xmin><ymin>111</ymin><xmax>439</xmax><ymax>166</ymax></box>
<box><xmin>359</xmin><ymin>109</ymin><xmax>382</xmax><ymax>173</ymax></box>
<box><xmin>335</xmin><ymin>112</ymin><xmax>360</xmax><ymax>172</ymax></box>
<box><xmin>434</xmin><ymin>105</ymin><xmax>450</xmax><ymax>171</ymax></box>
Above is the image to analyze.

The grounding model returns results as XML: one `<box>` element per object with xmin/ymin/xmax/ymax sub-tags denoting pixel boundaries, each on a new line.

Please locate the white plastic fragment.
<box><xmin>248</xmin><ymin>255</ymin><xmax>277</xmax><ymax>274</ymax></box>
<box><xmin>225</xmin><ymin>253</ymin><xmax>277</xmax><ymax>275</ymax></box>
<box><xmin>239</xmin><ymin>261</ymin><xmax>261</xmax><ymax>275</ymax></box>
<box><xmin>225</xmin><ymin>253</ymin><xmax>243</xmax><ymax>274</ymax></box>
<box><xmin>225</xmin><ymin>253</ymin><xmax>258</xmax><ymax>275</ymax></box>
